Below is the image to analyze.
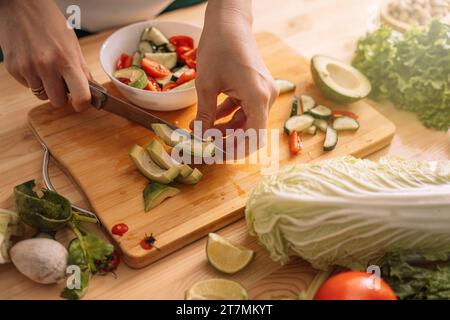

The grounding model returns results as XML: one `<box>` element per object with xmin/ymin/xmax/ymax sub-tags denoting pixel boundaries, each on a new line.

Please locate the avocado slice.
<box><xmin>129</xmin><ymin>144</ymin><xmax>180</xmax><ymax>184</ymax></box>
<box><xmin>146</xmin><ymin>139</ymin><xmax>193</xmax><ymax>178</ymax></box>
<box><xmin>151</xmin><ymin>123</ymin><xmax>189</xmax><ymax>147</ymax></box>
<box><xmin>143</xmin><ymin>182</ymin><xmax>180</xmax><ymax>211</ymax></box>
<box><xmin>176</xmin><ymin>168</ymin><xmax>203</xmax><ymax>185</ymax></box>
<box><xmin>311</xmin><ymin>55</ymin><xmax>371</xmax><ymax>104</ymax></box>
<box><xmin>113</xmin><ymin>67</ymin><xmax>148</xmax><ymax>89</ymax></box>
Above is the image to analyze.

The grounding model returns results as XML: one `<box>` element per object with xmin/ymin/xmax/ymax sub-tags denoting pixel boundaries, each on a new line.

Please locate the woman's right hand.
<box><xmin>0</xmin><ymin>0</ymin><xmax>91</xmax><ymax>111</ymax></box>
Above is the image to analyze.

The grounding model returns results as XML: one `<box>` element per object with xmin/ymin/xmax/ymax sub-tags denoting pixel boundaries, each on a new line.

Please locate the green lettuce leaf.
<box><xmin>352</xmin><ymin>21</ymin><xmax>450</xmax><ymax>131</ymax></box>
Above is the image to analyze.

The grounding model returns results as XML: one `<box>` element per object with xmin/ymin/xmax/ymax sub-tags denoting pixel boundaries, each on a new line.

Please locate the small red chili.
<box><xmin>111</xmin><ymin>223</ymin><xmax>129</xmax><ymax>237</ymax></box>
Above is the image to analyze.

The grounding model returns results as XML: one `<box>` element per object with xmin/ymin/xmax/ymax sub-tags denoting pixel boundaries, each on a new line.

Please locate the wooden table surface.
<box><xmin>0</xmin><ymin>0</ymin><xmax>448</xmax><ymax>300</ymax></box>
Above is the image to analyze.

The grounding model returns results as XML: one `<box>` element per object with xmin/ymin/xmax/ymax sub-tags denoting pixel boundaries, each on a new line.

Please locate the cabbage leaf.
<box><xmin>245</xmin><ymin>157</ymin><xmax>450</xmax><ymax>270</ymax></box>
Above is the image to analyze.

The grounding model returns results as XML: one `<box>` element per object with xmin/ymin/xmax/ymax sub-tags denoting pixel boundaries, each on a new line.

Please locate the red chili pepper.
<box><xmin>289</xmin><ymin>131</ymin><xmax>303</xmax><ymax>155</ymax></box>
<box><xmin>332</xmin><ymin>110</ymin><xmax>359</xmax><ymax>120</ymax></box>
<box><xmin>111</xmin><ymin>223</ymin><xmax>129</xmax><ymax>236</ymax></box>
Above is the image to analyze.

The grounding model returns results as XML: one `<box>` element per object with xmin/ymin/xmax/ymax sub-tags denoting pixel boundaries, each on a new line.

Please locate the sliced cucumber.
<box><xmin>139</xmin><ymin>41</ymin><xmax>154</xmax><ymax>54</ymax></box>
<box><xmin>172</xmin><ymin>79</ymin><xmax>195</xmax><ymax>91</ymax></box>
<box><xmin>290</xmin><ymin>96</ymin><xmax>299</xmax><ymax>117</ymax></box>
<box><xmin>141</xmin><ymin>27</ymin><xmax>169</xmax><ymax>46</ymax></box>
<box><xmin>144</xmin><ymin>52</ymin><xmax>177</xmax><ymax>70</ymax></box>
<box><xmin>332</xmin><ymin>116</ymin><xmax>360</xmax><ymax>131</ymax></box>
<box><xmin>129</xmin><ymin>144</ymin><xmax>180</xmax><ymax>184</ymax></box>
<box><xmin>151</xmin><ymin>123</ymin><xmax>189</xmax><ymax>147</ymax></box>
<box><xmin>176</xmin><ymin>168</ymin><xmax>203</xmax><ymax>185</ymax></box>
<box><xmin>284</xmin><ymin>114</ymin><xmax>315</xmax><ymax>135</ymax></box>
<box><xmin>171</xmin><ymin>66</ymin><xmax>190</xmax><ymax>82</ymax></box>
<box><xmin>112</xmin><ymin>67</ymin><xmax>148</xmax><ymax>89</ymax></box>
<box><xmin>300</xmin><ymin>95</ymin><xmax>316</xmax><ymax>113</ymax></box>
<box><xmin>310</xmin><ymin>105</ymin><xmax>332</xmax><ymax>120</ymax></box>
<box><xmin>156</xmin><ymin>74</ymin><xmax>173</xmax><ymax>88</ymax></box>
<box><xmin>303</xmin><ymin>125</ymin><xmax>317</xmax><ymax>135</ymax></box>
<box><xmin>143</xmin><ymin>182</ymin><xmax>180</xmax><ymax>212</ymax></box>
<box><xmin>146</xmin><ymin>139</ymin><xmax>193</xmax><ymax>178</ymax></box>
<box><xmin>323</xmin><ymin>127</ymin><xmax>338</xmax><ymax>151</ymax></box>
<box><xmin>313</xmin><ymin>119</ymin><xmax>328</xmax><ymax>132</ymax></box>
<box><xmin>132</xmin><ymin>51</ymin><xmax>143</xmax><ymax>67</ymax></box>
<box><xmin>275</xmin><ymin>79</ymin><xmax>296</xmax><ymax>94</ymax></box>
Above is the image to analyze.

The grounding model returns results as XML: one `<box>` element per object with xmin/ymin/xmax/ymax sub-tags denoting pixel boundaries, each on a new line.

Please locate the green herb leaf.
<box><xmin>61</xmin><ymin>268</ymin><xmax>90</xmax><ymax>300</ymax></box>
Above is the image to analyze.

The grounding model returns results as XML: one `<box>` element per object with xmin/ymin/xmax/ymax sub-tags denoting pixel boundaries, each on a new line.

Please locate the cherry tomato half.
<box><xmin>176</xmin><ymin>69</ymin><xmax>196</xmax><ymax>85</ymax></box>
<box><xmin>169</xmin><ymin>35</ymin><xmax>194</xmax><ymax>49</ymax></box>
<box><xmin>314</xmin><ymin>272</ymin><xmax>398</xmax><ymax>300</ymax></box>
<box><xmin>145</xmin><ymin>77</ymin><xmax>161</xmax><ymax>92</ymax></box>
<box><xmin>141</xmin><ymin>58</ymin><xmax>170</xmax><ymax>78</ymax></box>
<box><xmin>116</xmin><ymin>53</ymin><xmax>132</xmax><ymax>70</ymax></box>
<box><xmin>111</xmin><ymin>223</ymin><xmax>129</xmax><ymax>236</ymax></box>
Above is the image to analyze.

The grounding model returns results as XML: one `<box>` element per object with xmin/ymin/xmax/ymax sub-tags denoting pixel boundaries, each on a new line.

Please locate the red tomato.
<box><xmin>116</xmin><ymin>53</ymin><xmax>132</xmax><ymax>70</ymax></box>
<box><xmin>141</xmin><ymin>58</ymin><xmax>170</xmax><ymax>78</ymax></box>
<box><xmin>169</xmin><ymin>35</ymin><xmax>194</xmax><ymax>49</ymax></box>
<box><xmin>145</xmin><ymin>77</ymin><xmax>161</xmax><ymax>92</ymax></box>
<box><xmin>163</xmin><ymin>83</ymin><xmax>178</xmax><ymax>91</ymax></box>
<box><xmin>289</xmin><ymin>131</ymin><xmax>303</xmax><ymax>155</ymax></box>
<box><xmin>314</xmin><ymin>272</ymin><xmax>398</xmax><ymax>300</ymax></box>
<box><xmin>176</xmin><ymin>45</ymin><xmax>192</xmax><ymax>60</ymax></box>
<box><xmin>332</xmin><ymin>110</ymin><xmax>359</xmax><ymax>119</ymax></box>
<box><xmin>176</xmin><ymin>69</ymin><xmax>196</xmax><ymax>85</ymax></box>
<box><xmin>117</xmin><ymin>77</ymin><xmax>130</xmax><ymax>85</ymax></box>
<box><xmin>181</xmin><ymin>48</ymin><xmax>196</xmax><ymax>62</ymax></box>
<box><xmin>111</xmin><ymin>223</ymin><xmax>129</xmax><ymax>236</ymax></box>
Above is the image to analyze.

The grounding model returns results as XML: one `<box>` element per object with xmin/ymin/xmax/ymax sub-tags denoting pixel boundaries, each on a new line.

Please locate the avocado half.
<box><xmin>311</xmin><ymin>55</ymin><xmax>371</xmax><ymax>104</ymax></box>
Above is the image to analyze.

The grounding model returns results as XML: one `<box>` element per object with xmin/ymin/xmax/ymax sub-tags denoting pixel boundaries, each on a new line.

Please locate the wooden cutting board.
<box><xmin>28</xmin><ymin>32</ymin><xmax>396</xmax><ymax>269</ymax></box>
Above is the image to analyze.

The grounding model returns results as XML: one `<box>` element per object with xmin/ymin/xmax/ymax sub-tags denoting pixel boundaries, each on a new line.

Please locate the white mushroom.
<box><xmin>10</xmin><ymin>238</ymin><xmax>68</xmax><ymax>284</ymax></box>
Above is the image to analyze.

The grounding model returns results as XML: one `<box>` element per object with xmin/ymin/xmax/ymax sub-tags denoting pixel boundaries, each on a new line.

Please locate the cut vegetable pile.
<box><xmin>284</xmin><ymin>94</ymin><xmax>360</xmax><ymax>154</ymax></box>
<box><xmin>113</xmin><ymin>27</ymin><xmax>197</xmax><ymax>92</ymax></box>
<box><xmin>246</xmin><ymin>156</ymin><xmax>450</xmax><ymax>271</ymax></box>
<box><xmin>129</xmin><ymin>123</ymin><xmax>209</xmax><ymax>212</ymax></box>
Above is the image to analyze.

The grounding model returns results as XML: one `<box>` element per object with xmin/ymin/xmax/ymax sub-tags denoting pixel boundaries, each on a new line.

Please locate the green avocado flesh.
<box><xmin>151</xmin><ymin>123</ymin><xmax>188</xmax><ymax>147</ymax></box>
<box><xmin>176</xmin><ymin>168</ymin><xmax>203</xmax><ymax>185</ymax></box>
<box><xmin>129</xmin><ymin>144</ymin><xmax>180</xmax><ymax>184</ymax></box>
<box><xmin>311</xmin><ymin>55</ymin><xmax>371</xmax><ymax>104</ymax></box>
<box><xmin>143</xmin><ymin>182</ymin><xmax>180</xmax><ymax>211</ymax></box>
<box><xmin>146</xmin><ymin>139</ymin><xmax>193</xmax><ymax>178</ymax></box>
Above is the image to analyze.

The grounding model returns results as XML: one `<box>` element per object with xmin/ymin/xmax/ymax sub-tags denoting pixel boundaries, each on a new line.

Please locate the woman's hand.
<box><xmin>0</xmin><ymin>0</ymin><xmax>91</xmax><ymax>111</ymax></box>
<box><xmin>192</xmin><ymin>0</ymin><xmax>278</xmax><ymax>152</ymax></box>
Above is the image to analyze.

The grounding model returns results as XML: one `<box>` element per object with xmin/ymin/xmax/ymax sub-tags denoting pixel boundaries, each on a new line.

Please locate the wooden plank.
<box><xmin>28</xmin><ymin>32</ymin><xmax>395</xmax><ymax>268</ymax></box>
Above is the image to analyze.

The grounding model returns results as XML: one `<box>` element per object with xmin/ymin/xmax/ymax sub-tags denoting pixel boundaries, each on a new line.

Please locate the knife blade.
<box><xmin>89</xmin><ymin>80</ymin><xmax>180</xmax><ymax>132</ymax></box>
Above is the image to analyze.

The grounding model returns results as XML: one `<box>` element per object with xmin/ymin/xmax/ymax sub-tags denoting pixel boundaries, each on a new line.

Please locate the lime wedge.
<box><xmin>185</xmin><ymin>278</ymin><xmax>249</xmax><ymax>300</ymax></box>
<box><xmin>206</xmin><ymin>233</ymin><xmax>255</xmax><ymax>274</ymax></box>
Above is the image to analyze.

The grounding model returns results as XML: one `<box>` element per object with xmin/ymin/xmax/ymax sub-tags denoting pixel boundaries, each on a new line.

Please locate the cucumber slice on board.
<box><xmin>143</xmin><ymin>182</ymin><xmax>180</xmax><ymax>212</ymax></box>
<box><xmin>313</xmin><ymin>119</ymin><xmax>328</xmax><ymax>132</ymax></box>
<box><xmin>176</xmin><ymin>168</ymin><xmax>203</xmax><ymax>185</ymax></box>
<box><xmin>141</xmin><ymin>27</ymin><xmax>169</xmax><ymax>46</ymax></box>
<box><xmin>275</xmin><ymin>79</ymin><xmax>296</xmax><ymax>94</ymax></box>
<box><xmin>284</xmin><ymin>114</ymin><xmax>315</xmax><ymax>135</ymax></box>
<box><xmin>303</xmin><ymin>125</ymin><xmax>317</xmax><ymax>135</ymax></box>
<box><xmin>146</xmin><ymin>139</ymin><xmax>193</xmax><ymax>178</ymax></box>
<box><xmin>323</xmin><ymin>127</ymin><xmax>338</xmax><ymax>151</ymax></box>
<box><xmin>300</xmin><ymin>95</ymin><xmax>316</xmax><ymax>113</ymax></box>
<box><xmin>144</xmin><ymin>52</ymin><xmax>177</xmax><ymax>70</ymax></box>
<box><xmin>332</xmin><ymin>116</ymin><xmax>360</xmax><ymax>131</ymax></box>
<box><xmin>129</xmin><ymin>144</ymin><xmax>180</xmax><ymax>184</ymax></box>
<box><xmin>113</xmin><ymin>67</ymin><xmax>148</xmax><ymax>89</ymax></box>
<box><xmin>290</xmin><ymin>96</ymin><xmax>299</xmax><ymax>117</ymax></box>
<box><xmin>309</xmin><ymin>105</ymin><xmax>332</xmax><ymax>120</ymax></box>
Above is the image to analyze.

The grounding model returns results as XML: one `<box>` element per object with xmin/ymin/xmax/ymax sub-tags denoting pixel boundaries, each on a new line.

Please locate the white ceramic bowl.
<box><xmin>100</xmin><ymin>20</ymin><xmax>202</xmax><ymax>111</ymax></box>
